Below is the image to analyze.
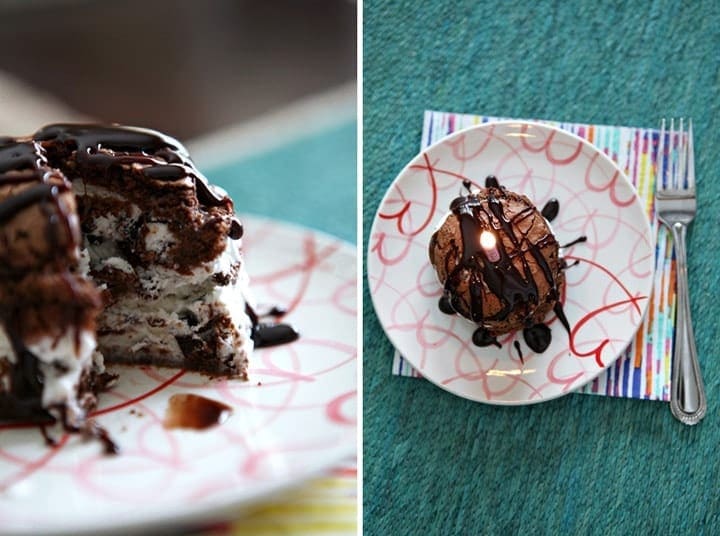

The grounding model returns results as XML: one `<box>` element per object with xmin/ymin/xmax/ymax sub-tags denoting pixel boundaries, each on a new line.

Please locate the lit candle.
<box><xmin>480</xmin><ymin>230</ymin><xmax>500</xmax><ymax>262</ymax></box>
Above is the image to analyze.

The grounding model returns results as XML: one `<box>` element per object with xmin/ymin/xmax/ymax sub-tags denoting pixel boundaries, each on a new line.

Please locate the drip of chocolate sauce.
<box><xmin>522</xmin><ymin>323</ymin><xmax>552</xmax><ymax>353</ymax></box>
<box><xmin>244</xmin><ymin>304</ymin><xmax>300</xmax><ymax>348</ymax></box>
<box><xmin>164</xmin><ymin>393</ymin><xmax>232</xmax><ymax>430</ymax></box>
<box><xmin>253</xmin><ymin>324</ymin><xmax>300</xmax><ymax>347</ymax></box>
<box><xmin>438</xmin><ymin>295</ymin><xmax>455</xmax><ymax>315</ymax></box>
<box><xmin>513</xmin><ymin>340</ymin><xmax>524</xmax><ymax>363</ymax></box>
<box><xmin>541</xmin><ymin>198</ymin><xmax>559</xmax><ymax>222</ymax></box>
<box><xmin>264</xmin><ymin>305</ymin><xmax>288</xmax><ymax>317</ymax></box>
<box><xmin>560</xmin><ymin>236</ymin><xmax>587</xmax><ymax>248</ymax></box>
<box><xmin>553</xmin><ymin>302</ymin><xmax>571</xmax><ymax>334</ymax></box>
<box><xmin>562</xmin><ymin>259</ymin><xmax>580</xmax><ymax>269</ymax></box>
<box><xmin>472</xmin><ymin>328</ymin><xmax>500</xmax><ymax>348</ymax></box>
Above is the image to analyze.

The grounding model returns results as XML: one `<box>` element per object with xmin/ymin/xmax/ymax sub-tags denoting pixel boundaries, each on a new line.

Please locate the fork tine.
<box><xmin>669</xmin><ymin>118</ymin><xmax>676</xmax><ymax>189</ymax></box>
<box><xmin>659</xmin><ymin>118</ymin><xmax>666</xmax><ymax>190</ymax></box>
<box><xmin>687</xmin><ymin>119</ymin><xmax>695</xmax><ymax>188</ymax></box>
<box><xmin>678</xmin><ymin>118</ymin><xmax>686</xmax><ymax>190</ymax></box>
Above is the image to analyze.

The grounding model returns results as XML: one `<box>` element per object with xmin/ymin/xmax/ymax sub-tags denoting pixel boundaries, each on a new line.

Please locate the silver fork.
<box><xmin>656</xmin><ymin>118</ymin><xmax>706</xmax><ymax>425</ymax></box>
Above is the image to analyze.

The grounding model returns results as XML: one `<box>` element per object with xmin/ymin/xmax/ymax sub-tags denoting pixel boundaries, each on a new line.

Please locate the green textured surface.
<box><xmin>363</xmin><ymin>2</ymin><xmax>720</xmax><ymax>534</ymax></box>
<box><xmin>203</xmin><ymin>120</ymin><xmax>356</xmax><ymax>244</ymax></box>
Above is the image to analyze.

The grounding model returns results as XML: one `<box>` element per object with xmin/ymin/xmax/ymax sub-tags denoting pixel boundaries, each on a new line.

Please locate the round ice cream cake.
<box><xmin>0</xmin><ymin>124</ymin><xmax>296</xmax><ymax>437</ymax></box>
<box><xmin>428</xmin><ymin>177</ymin><xmax>565</xmax><ymax>348</ymax></box>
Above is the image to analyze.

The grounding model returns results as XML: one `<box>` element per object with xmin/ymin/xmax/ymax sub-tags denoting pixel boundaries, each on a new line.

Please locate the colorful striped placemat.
<box><xmin>189</xmin><ymin>467</ymin><xmax>357</xmax><ymax>535</ymax></box>
<box><xmin>391</xmin><ymin>111</ymin><xmax>677</xmax><ymax>401</ymax></box>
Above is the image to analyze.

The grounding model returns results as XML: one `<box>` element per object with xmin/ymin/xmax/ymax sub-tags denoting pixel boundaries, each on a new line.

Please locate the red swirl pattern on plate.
<box><xmin>368</xmin><ymin>121</ymin><xmax>654</xmax><ymax>405</ymax></box>
<box><xmin>0</xmin><ymin>214</ymin><xmax>356</xmax><ymax>534</ymax></box>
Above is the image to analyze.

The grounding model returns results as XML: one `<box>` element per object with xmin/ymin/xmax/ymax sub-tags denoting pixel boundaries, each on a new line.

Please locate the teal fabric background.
<box><xmin>204</xmin><ymin>121</ymin><xmax>357</xmax><ymax>244</ymax></box>
<box><xmin>364</xmin><ymin>2</ymin><xmax>720</xmax><ymax>534</ymax></box>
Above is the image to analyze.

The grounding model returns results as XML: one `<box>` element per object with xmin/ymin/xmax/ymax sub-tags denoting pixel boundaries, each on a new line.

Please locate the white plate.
<box><xmin>368</xmin><ymin>121</ymin><xmax>654</xmax><ymax>405</ymax></box>
<box><xmin>0</xmin><ymin>215</ymin><xmax>357</xmax><ymax>535</ymax></box>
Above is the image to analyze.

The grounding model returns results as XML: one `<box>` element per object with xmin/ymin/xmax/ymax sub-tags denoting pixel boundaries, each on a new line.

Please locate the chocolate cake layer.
<box><xmin>35</xmin><ymin>124</ymin><xmax>242</xmax><ymax>272</ymax></box>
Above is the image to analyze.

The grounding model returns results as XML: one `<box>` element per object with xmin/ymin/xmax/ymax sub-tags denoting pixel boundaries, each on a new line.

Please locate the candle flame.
<box><xmin>479</xmin><ymin>230</ymin><xmax>496</xmax><ymax>250</ymax></box>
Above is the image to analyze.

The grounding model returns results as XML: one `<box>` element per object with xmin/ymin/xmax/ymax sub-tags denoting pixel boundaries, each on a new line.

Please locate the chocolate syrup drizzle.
<box><xmin>0</xmin><ymin>141</ymin><xmax>68</xmax><ymax>226</ymax></box>
<box><xmin>33</xmin><ymin>124</ymin><xmax>243</xmax><ymax>238</ymax></box>
<box><xmin>0</xmin><ymin>139</ymin><xmax>45</xmax><ymax>175</ymax></box>
<box><xmin>513</xmin><ymin>340</ymin><xmax>524</xmax><ymax>363</ymax></box>
<box><xmin>434</xmin><ymin>176</ymin><xmax>583</xmax><ymax>355</ymax></box>
<box><xmin>0</xmin><ymin>183</ymin><xmax>64</xmax><ymax>223</ymax></box>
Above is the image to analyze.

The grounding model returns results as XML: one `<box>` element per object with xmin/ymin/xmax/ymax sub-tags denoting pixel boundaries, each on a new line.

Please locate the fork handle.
<box><xmin>669</xmin><ymin>222</ymin><xmax>706</xmax><ymax>425</ymax></box>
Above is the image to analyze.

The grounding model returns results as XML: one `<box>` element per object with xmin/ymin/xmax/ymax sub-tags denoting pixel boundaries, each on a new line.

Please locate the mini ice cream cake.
<box><xmin>429</xmin><ymin>176</ymin><xmax>581</xmax><ymax>353</ymax></box>
<box><xmin>0</xmin><ymin>124</ymin><xmax>297</xmax><ymax>441</ymax></box>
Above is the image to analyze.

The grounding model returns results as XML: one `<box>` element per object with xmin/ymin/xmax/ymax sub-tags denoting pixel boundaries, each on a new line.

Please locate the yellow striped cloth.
<box><xmin>191</xmin><ymin>468</ymin><xmax>357</xmax><ymax>536</ymax></box>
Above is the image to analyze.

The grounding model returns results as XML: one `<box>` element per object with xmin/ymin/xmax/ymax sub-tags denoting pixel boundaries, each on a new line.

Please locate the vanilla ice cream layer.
<box><xmin>94</xmin><ymin>233</ymin><xmax>253</xmax><ymax>373</ymax></box>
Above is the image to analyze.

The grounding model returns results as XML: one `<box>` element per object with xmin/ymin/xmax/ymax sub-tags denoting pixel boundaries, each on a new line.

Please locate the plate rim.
<box><xmin>3</xmin><ymin>447</ymin><xmax>356</xmax><ymax>536</ymax></box>
<box><xmin>367</xmin><ymin>119</ymin><xmax>655</xmax><ymax>406</ymax></box>
<box><xmin>2</xmin><ymin>449</ymin><xmax>355</xmax><ymax>536</ymax></box>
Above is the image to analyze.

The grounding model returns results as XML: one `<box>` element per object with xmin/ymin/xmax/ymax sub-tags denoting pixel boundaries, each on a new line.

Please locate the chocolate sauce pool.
<box><xmin>245</xmin><ymin>304</ymin><xmax>300</xmax><ymax>348</ymax></box>
<box><xmin>522</xmin><ymin>323</ymin><xmax>552</xmax><ymax>353</ymax></box>
<box><xmin>164</xmin><ymin>393</ymin><xmax>233</xmax><ymax>430</ymax></box>
<box><xmin>435</xmin><ymin>176</ymin><xmax>585</xmax><ymax>356</ymax></box>
<box><xmin>541</xmin><ymin>198</ymin><xmax>559</xmax><ymax>222</ymax></box>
